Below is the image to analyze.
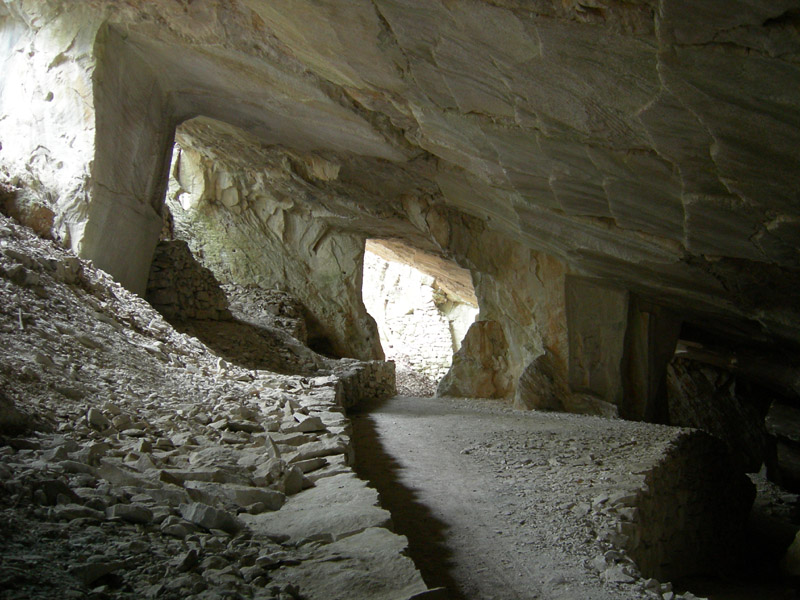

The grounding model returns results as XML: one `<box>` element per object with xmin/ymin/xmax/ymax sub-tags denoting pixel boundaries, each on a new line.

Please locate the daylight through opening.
<box><xmin>362</xmin><ymin>239</ymin><xmax>478</xmax><ymax>397</ymax></box>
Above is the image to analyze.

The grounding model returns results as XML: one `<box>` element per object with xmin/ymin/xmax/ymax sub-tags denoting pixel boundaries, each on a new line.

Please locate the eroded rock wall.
<box><xmin>426</xmin><ymin>207</ymin><xmax>571</xmax><ymax>406</ymax></box>
<box><xmin>0</xmin><ymin>2</ymin><xmax>99</xmax><ymax>247</ymax></box>
<box><xmin>165</xmin><ymin>131</ymin><xmax>383</xmax><ymax>361</ymax></box>
<box><xmin>2</xmin><ymin>0</ymin><xmax>799</xmax><ymax>420</ymax></box>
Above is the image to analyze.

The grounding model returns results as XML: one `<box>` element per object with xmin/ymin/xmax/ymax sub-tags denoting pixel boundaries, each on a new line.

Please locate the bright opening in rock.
<box><xmin>362</xmin><ymin>239</ymin><xmax>478</xmax><ymax>397</ymax></box>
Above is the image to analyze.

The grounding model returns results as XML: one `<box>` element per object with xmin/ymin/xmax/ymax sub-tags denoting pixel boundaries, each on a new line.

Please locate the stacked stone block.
<box><xmin>146</xmin><ymin>240</ymin><xmax>231</xmax><ymax>321</ymax></box>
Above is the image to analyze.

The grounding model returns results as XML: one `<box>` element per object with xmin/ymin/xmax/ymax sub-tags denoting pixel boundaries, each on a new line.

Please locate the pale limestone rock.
<box><xmin>179</xmin><ymin>502</ymin><xmax>243</xmax><ymax>534</ymax></box>
<box><xmin>241</xmin><ymin>472</ymin><xmax>392</xmax><ymax>543</ymax></box>
<box><xmin>437</xmin><ymin>321</ymin><xmax>512</xmax><ymax>399</ymax></box>
<box><xmin>268</xmin><ymin>527</ymin><xmax>428</xmax><ymax>600</ymax></box>
<box><xmin>3</xmin><ymin>0</ymin><xmax>800</xmax><ymax>413</ymax></box>
<box><xmin>106</xmin><ymin>503</ymin><xmax>154</xmax><ymax>524</ymax></box>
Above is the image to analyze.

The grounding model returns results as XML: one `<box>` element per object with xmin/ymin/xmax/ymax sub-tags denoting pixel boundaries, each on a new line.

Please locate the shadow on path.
<box><xmin>350</xmin><ymin>399</ymin><xmax>465</xmax><ymax>600</ymax></box>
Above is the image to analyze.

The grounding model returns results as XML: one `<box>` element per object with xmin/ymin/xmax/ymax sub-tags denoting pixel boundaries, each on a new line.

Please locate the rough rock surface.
<box><xmin>666</xmin><ymin>358</ymin><xmax>771</xmax><ymax>473</ymax></box>
<box><xmin>165</xmin><ymin>135</ymin><xmax>383</xmax><ymax>361</ymax></box>
<box><xmin>766</xmin><ymin>402</ymin><xmax>800</xmax><ymax>493</ymax></box>
<box><xmin>222</xmin><ymin>285</ymin><xmax>308</xmax><ymax>345</ymax></box>
<box><xmin>437</xmin><ymin>321</ymin><xmax>512</xmax><ymax>399</ymax></box>
<box><xmin>0</xmin><ymin>214</ymin><xmax>425</xmax><ymax>600</ymax></box>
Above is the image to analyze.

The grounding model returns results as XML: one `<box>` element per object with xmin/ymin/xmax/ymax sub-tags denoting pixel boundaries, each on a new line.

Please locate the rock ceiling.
<box><xmin>1</xmin><ymin>0</ymin><xmax>800</xmax><ymax>346</ymax></box>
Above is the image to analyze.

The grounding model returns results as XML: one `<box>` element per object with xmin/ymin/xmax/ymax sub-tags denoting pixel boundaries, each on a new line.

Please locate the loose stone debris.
<box><xmin>0</xmin><ymin>214</ymin><xmax>424</xmax><ymax>600</ymax></box>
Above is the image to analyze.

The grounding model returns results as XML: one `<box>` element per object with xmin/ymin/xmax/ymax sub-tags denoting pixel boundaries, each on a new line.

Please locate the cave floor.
<box><xmin>350</xmin><ymin>396</ymin><xmax>798</xmax><ymax>600</ymax></box>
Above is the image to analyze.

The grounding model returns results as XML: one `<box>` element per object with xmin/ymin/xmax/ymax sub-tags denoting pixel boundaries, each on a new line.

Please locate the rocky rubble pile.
<box><xmin>0</xmin><ymin>215</ymin><xmax>426</xmax><ymax>599</ymax></box>
<box><xmin>146</xmin><ymin>240</ymin><xmax>231</xmax><ymax>321</ymax></box>
<box><xmin>393</xmin><ymin>361</ymin><xmax>438</xmax><ymax>398</ymax></box>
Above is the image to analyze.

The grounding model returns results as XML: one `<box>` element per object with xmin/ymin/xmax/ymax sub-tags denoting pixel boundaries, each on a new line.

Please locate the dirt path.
<box><xmin>350</xmin><ymin>395</ymin><xmax>668</xmax><ymax>600</ymax></box>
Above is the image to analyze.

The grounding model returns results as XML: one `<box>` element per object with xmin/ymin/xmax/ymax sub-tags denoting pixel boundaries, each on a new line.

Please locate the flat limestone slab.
<box><xmin>240</xmin><ymin>472</ymin><xmax>391</xmax><ymax>543</ymax></box>
<box><xmin>270</xmin><ymin>526</ymin><xmax>429</xmax><ymax>600</ymax></box>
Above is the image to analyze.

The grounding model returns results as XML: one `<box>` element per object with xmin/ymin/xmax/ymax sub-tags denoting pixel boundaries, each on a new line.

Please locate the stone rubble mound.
<box><xmin>0</xmin><ymin>214</ymin><xmax>426</xmax><ymax>600</ymax></box>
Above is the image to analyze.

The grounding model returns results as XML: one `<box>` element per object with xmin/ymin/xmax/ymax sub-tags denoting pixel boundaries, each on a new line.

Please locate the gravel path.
<box><xmin>350</xmin><ymin>395</ymin><xmax>682</xmax><ymax>600</ymax></box>
<box><xmin>351</xmin><ymin>396</ymin><xmax>800</xmax><ymax>600</ymax></box>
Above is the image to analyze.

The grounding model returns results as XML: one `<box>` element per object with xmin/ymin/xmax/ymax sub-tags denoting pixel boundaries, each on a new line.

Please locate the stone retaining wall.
<box><xmin>334</xmin><ymin>361</ymin><xmax>397</xmax><ymax>409</ymax></box>
<box><xmin>146</xmin><ymin>240</ymin><xmax>231</xmax><ymax>321</ymax></box>
<box><xmin>608</xmin><ymin>430</ymin><xmax>755</xmax><ymax>581</ymax></box>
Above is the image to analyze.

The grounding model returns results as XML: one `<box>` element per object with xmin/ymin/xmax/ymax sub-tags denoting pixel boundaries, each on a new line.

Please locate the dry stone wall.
<box><xmin>620</xmin><ymin>431</ymin><xmax>756</xmax><ymax>581</ymax></box>
<box><xmin>146</xmin><ymin>240</ymin><xmax>231</xmax><ymax>322</ymax></box>
<box><xmin>333</xmin><ymin>360</ymin><xmax>397</xmax><ymax>409</ymax></box>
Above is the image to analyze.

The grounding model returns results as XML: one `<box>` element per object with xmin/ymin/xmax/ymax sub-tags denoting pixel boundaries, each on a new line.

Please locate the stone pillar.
<box><xmin>566</xmin><ymin>276</ymin><xmax>630</xmax><ymax>406</ymax></box>
<box><xmin>622</xmin><ymin>300</ymin><xmax>681</xmax><ymax>422</ymax></box>
<box><xmin>566</xmin><ymin>276</ymin><xmax>682</xmax><ymax>421</ymax></box>
<box><xmin>79</xmin><ymin>25</ymin><xmax>176</xmax><ymax>295</ymax></box>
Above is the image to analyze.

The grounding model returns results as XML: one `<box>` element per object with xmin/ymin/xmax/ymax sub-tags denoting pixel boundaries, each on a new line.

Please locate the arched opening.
<box><xmin>362</xmin><ymin>239</ymin><xmax>478</xmax><ymax>396</ymax></box>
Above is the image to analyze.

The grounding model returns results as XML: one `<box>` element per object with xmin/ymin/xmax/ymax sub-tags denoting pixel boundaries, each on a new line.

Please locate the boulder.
<box><xmin>514</xmin><ymin>351</ymin><xmax>565</xmax><ymax>411</ymax></box>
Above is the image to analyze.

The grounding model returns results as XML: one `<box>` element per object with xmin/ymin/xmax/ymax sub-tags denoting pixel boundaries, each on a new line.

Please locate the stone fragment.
<box><xmin>86</xmin><ymin>408</ymin><xmax>112</xmax><ymax>431</ymax></box>
<box><xmin>160</xmin><ymin>515</ymin><xmax>199</xmax><ymax>539</ymax></box>
<box><xmin>35</xmin><ymin>479</ymin><xmax>80</xmax><ymax>505</ymax></box>
<box><xmin>603</xmin><ymin>564</ymin><xmax>635</xmax><ymax>584</ymax></box>
<box><xmin>226</xmin><ymin>420</ymin><xmax>264</xmax><ymax>433</ymax></box>
<box><xmin>292</xmin><ymin>457</ymin><xmax>327</xmax><ymax>474</ymax></box>
<box><xmin>180</xmin><ymin>502</ymin><xmax>243</xmax><ymax>534</ymax></box>
<box><xmin>96</xmin><ymin>459</ymin><xmax>157</xmax><ymax>488</ymax></box>
<box><xmin>69</xmin><ymin>560</ymin><xmax>125</xmax><ymax>586</ymax></box>
<box><xmin>291</xmin><ymin>413</ymin><xmax>325</xmax><ymax>433</ymax></box>
<box><xmin>106</xmin><ymin>503</ymin><xmax>153</xmax><ymax>524</ymax></box>
<box><xmin>172</xmin><ymin>549</ymin><xmax>200</xmax><ymax>572</ymax></box>
<box><xmin>241</xmin><ymin>473</ymin><xmax>390</xmax><ymax>543</ymax></box>
<box><xmin>52</xmin><ymin>504</ymin><xmax>105</xmax><ymax>521</ymax></box>
<box><xmin>281</xmin><ymin>465</ymin><xmax>306</xmax><ymax>496</ymax></box>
